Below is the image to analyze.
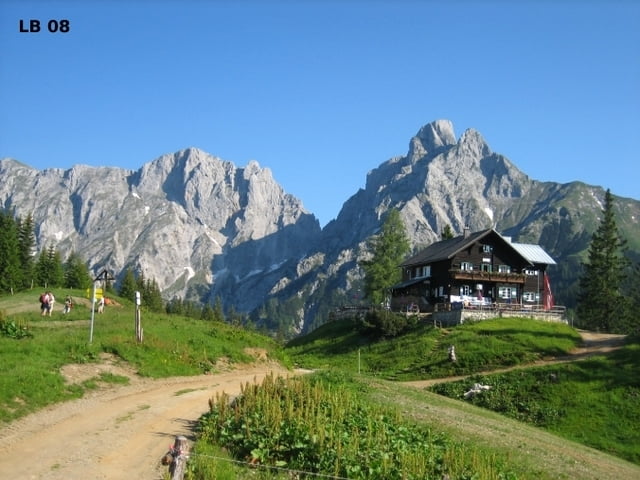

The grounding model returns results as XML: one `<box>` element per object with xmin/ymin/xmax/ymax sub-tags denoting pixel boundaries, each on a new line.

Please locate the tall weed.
<box><xmin>194</xmin><ymin>371</ymin><xmax>518</xmax><ymax>479</ymax></box>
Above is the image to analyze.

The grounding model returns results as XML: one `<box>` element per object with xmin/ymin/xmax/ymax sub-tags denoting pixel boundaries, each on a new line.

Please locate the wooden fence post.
<box><xmin>165</xmin><ymin>435</ymin><xmax>190</xmax><ymax>480</ymax></box>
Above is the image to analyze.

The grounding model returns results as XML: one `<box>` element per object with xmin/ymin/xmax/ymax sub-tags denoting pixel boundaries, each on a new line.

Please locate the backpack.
<box><xmin>39</xmin><ymin>293</ymin><xmax>46</xmax><ymax>303</ymax></box>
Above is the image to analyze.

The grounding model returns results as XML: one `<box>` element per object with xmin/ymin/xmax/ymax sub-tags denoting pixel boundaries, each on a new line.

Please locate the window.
<box><xmin>523</xmin><ymin>268</ymin><xmax>538</xmax><ymax>276</ymax></box>
<box><xmin>460</xmin><ymin>285</ymin><xmax>471</xmax><ymax>296</ymax></box>
<box><xmin>482</xmin><ymin>244</ymin><xmax>493</xmax><ymax>253</ymax></box>
<box><xmin>413</xmin><ymin>266</ymin><xmax>431</xmax><ymax>278</ymax></box>
<box><xmin>461</xmin><ymin>262</ymin><xmax>473</xmax><ymax>271</ymax></box>
<box><xmin>523</xmin><ymin>292</ymin><xmax>539</xmax><ymax>302</ymax></box>
<box><xmin>481</xmin><ymin>264</ymin><xmax>492</xmax><ymax>272</ymax></box>
<box><xmin>498</xmin><ymin>265</ymin><xmax>511</xmax><ymax>273</ymax></box>
<box><xmin>498</xmin><ymin>286</ymin><xmax>517</xmax><ymax>299</ymax></box>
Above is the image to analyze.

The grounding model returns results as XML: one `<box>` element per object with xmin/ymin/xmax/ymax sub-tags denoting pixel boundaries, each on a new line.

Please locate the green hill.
<box><xmin>2</xmin><ymin>293</ymin><xmax>639</xmax><ymax>479</ymax></box>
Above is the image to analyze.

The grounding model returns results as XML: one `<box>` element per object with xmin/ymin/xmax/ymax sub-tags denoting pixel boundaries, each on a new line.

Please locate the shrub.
<box><xmin>0</xmin><ymin>311</ymin><xmax>32</xmax><ymax>339</ymax></box>
<box><xmin>361</xmin><ymin>309</ymin><xmax>418</xmax><ymax>337</ymax></box>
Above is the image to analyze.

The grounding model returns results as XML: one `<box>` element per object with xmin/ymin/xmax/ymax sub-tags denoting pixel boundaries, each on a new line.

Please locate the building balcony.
<box><xmin>448</xmin><ymin>269</ymin><xmax>526</xmax><ymax>284</ymax></box>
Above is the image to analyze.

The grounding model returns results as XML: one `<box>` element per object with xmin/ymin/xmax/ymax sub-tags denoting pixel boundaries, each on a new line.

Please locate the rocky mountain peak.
<box><xmin>456</xmin><ymin>128</ymin><xmax>491</xmax><ymax>158</ymax></box>
<box><xmin>408</xmin><ymin>119</ymin><xmax>457</xmax><ymax>161</ymax></box>
<box><xmin>2</xmin><ymin>119</ymin><xmax>638</xmax><ymax>338</ymax></box>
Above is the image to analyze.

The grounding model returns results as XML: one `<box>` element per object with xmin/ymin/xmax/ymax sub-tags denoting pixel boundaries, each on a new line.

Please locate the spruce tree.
<box><xmin>17</xmin><ymin>213</ymin><xmax>36</xmax><ymax>289</ymax></box>
<box><xmin>577</xmin><ymin>189</ymin><xmax>630</xmax><ymax>332</ymax></box>
<box><xmin>48</xmin><ymin>246</ymin><xmax>65</xmax><ymax>288</ymax></box>
<box><xmin>63</xmin><ymin>252</ymin><xmax>92</xmax><ymax>289</ymax></box>
<box><xmin>143</xmin><ymin>278</ymin><xmax>164</xmax><ymax>312</ymax></box>
<box><xmin>441</xmin><ymin>224</ymin><xmax>455</xmax><ymax>240</ymax></box>
<box><xmin>119</xmin><ymin>267</ymin><xmax>138</xmax><ymax>301</ymax></box>
<box><xmin>34</xmin><ymin>244</ymin><xmax>64</xmax><ymax>288</ymax></box>
<box><xmin>200</xmin><ymin>303</ymin><xmax>215</xmax><ymax>321</ymax></box>
<box><xmin>0</xmin><ymin>210</ymin><xmax>21</xmax><ymax>293</ymax></box>
<box><xmin>213</xmin><ymin>296</ymin><xmax>225</xmax><ymax>322</ymax></box>
<box><xmin>360</xmin><ymin>209</ymin><xmax>410</xmax><ymax>306</ymax></box>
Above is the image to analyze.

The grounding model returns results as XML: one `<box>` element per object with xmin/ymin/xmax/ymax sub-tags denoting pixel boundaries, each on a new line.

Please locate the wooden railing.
<box><xmin>448</xmin><ymin>269</ymin><xmax>526</xmax><ymax>284</ymax></box>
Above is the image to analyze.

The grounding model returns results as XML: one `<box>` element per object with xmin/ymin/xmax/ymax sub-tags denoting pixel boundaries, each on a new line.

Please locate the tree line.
<box><xmin>0</xmin><ymin>209</ymin><xmax>169</xmax><ymax>315</ymax></box>
<box><xmin>0</xmin><ymin>210</ymin><xmax>93</xmax><ymax>293</ymax></box>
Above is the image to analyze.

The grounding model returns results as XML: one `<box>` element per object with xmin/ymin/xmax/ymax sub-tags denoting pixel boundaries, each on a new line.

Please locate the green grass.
<box><xmin>0</xmin><ymin>289</ymin><xmax>284</xmax><ymax>423</ymax></box>
<box><xmin>2</xmin><ymin>290</ymin><xmax>639</xmax><ymax>478</ymax></box>
<box><xmin>429</xmin><ymin>338</ymin><xmax>640</xmax><ymax>464</ymax></box>
<box><xmin>286</xmin><ymin>317</ymin><xmax>582</xmax><ymax>380</ymax></box>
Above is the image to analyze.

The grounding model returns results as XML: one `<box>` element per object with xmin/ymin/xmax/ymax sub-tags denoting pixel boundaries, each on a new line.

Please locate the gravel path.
<box><xmin>0</xmin><ymin>331</ymin><xmax>631</xmax><ymax>479</ymax></box>
<box><xmin>0</xmin><ymin>362</ymin><xmax>296</xmax><ymax>479</ymax></box>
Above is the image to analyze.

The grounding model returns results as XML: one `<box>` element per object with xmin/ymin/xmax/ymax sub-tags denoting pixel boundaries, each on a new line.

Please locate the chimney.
<box><xmin>463</xmin><ymin>226</ymin><xmax>470</xmax><ymax>238</ymax></box>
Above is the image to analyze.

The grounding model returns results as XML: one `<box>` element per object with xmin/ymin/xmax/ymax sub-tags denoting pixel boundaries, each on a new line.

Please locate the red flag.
<box><xmin>543</xmin><ymin>273</ymin><xmax>554</xmax><ymax>310</ymax></box>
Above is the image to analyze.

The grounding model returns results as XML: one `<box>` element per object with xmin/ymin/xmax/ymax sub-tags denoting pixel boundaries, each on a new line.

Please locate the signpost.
<box><xmin>89</xmin><ymin>268</ymin><xmax>114</xmax><ymax>343</ymax></box>
<box><xmin>135</xmin><ymin>290</ymin><xmax>143</xmax><ymax>343</ymax></box>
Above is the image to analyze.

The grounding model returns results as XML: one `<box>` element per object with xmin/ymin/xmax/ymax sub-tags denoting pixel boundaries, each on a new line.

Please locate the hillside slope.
<box><xmin>0</xmin><ymin>355</ymin><xmax>637</xmax><ymax>480</ymax></box>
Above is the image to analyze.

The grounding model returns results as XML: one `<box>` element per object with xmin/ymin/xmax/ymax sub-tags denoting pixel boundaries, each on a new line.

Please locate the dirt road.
<box><xmin>0</xmin><ymin>361</ymin><xmax>295</xmax><ymax>479</ymax></box>
<box><xmin>0</xmin><ymin>331</ymin><xmax>630</xmax><ymax>479</ymax></box>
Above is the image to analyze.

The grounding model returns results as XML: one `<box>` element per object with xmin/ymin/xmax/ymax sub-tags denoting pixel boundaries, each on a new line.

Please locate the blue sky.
<box><xmin>1</xmin><ymin>1</ymin><xmax>638</xmax><ymax>227</ymax></box>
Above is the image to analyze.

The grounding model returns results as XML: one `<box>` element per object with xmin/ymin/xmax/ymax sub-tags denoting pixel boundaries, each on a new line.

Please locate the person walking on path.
<box><xmin>46</xmin><ymin>292</ymin><xmax>55</xmax><ymax>316</ymax></box>
<box><xmin>63</xmin><ymin>296</ymin><xmax>73</xmax><ymax>314</ymax></box>
<box><xmin>39</xmin><ymin>292</ymin><xmax>49</xmax><ymax>316</ymax></box>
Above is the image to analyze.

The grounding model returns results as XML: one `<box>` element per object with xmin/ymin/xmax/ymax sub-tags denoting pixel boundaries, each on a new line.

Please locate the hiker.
<box><xmin>97</xmin><ymin>296</ymin><xmax>105</xmax><ymax>314</ymax></box>
<box><xmin>47</xmin><ymin>292</ymin><xmax>55</xmax><ymax>316</ymax></box>
<box><xmin>39</xmin><ymin>292</ymin><xmax>49</xmax><ymax>316</ymax></box>
<box><xmin>63</xmin><ymin>296</ymin><xmax>73</xmax><ymax>314</ymax></box>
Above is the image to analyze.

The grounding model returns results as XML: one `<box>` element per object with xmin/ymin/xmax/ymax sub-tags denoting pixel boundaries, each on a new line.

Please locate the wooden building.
<box><xmin>390</xmin><ymin>228</ymin><xmax>556</xmax><ymax>312</ymax></box>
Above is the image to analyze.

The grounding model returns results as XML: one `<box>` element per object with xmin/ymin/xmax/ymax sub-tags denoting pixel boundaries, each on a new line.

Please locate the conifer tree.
<box><xmin>0</xmin><ymin>210</ymin><xmax>21</xmax><ymax>293</ymax></box>
<box><xmin>48</xmin><ymin>246</ymin><xmax>65</xmax><ymax>288</ymax></box>
<box><xmin>360</xmin><ymin>209</ymin><xmax>410</xmax><ymax>306</ymax></box>
<box><xmin>143</xmin><ymin>277</ymin><xmax>164</xmax><ymax>312</ymax></box>
<box><xmin>34</xmin><ymin>244</ymin><xmax>64</xmax><ymax>288</ymax></box>
<box><xmin>213</xmin><ymin>295</ymin><xmax>225</xmax><ymax>322</ymax></box>
<box><xmin>63</xmin><ymin>252</ymin><xmax>92</xmax><ymax>289</ymax></box>
<box><xmin>166</xmin><ymin>296</ymin><xmax>184</xmax><ymax>315</ymax></box>
<box><xmin>441</xmin><ymin>224</ymin><xmax>455</xmax><ymax>240</ymax></box>
<box><xmin>200</xmin><ymin>303</ymin><xmax>215</xmax><ymax>321</ymax></box>
<box><xmin>17</xmin><ymin>213</ymin><xmax>36</xmax><ymax>289</ymax></box>
<box><xmin>577</xmin><ymin>189</ymin><xmax>631</xmax><ymax>332</ymax></box>
<box><xmin>118</xmin><ymin>267</ymin><xmax>138</xmax><ymax>301</ymax></box>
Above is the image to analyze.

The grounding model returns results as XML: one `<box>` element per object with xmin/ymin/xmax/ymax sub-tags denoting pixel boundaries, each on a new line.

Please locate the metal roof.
<box><xmin>510</xmin><ymin>243</ymin><xmax>556</xmax><ymax>265</ymax></box>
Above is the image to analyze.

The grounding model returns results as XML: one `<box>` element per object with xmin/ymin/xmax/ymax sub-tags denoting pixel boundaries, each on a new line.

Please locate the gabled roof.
<box><xmin>401</xmin><ymin>229</ymin><xmax>494</xmax><ymax>267</ymax></box>
<box><xmin>401</xmin><ymin>228</ymin><xmax>556</xmax><ymax>267</ymax></box>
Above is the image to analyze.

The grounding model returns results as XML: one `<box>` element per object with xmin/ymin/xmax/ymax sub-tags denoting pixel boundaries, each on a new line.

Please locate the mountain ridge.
<box><xmin>1</xmin><ymin>120</ymin><xmax>638</xmax><ymax>334</ymax></box>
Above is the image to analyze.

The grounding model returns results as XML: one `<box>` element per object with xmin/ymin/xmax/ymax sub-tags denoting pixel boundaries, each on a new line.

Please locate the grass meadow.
<box><xmin>285</xmin><ymin>316</ymin><xmax>582</xmax><ymax>379</ymax></box>
<box><xmin>2</xmin><ymin>291</ymin><xmax>639</xmax><ymax>479</ymax></box>
<box><xmin>0</xmin><ymin>289</ymin><xmax>283</xmax><ymax>423</ymax></box>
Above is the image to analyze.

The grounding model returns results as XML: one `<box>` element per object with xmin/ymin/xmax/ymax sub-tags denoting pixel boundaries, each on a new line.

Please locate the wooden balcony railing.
<box><xmin>448</xmin><ymin>269</ymin><xmax>526</xmax><ymax>284</ymax></box>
